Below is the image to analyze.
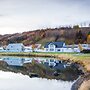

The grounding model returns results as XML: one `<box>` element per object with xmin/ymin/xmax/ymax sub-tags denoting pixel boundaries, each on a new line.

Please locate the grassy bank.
<box><xmin>0</xmin><ymin>52</ymin><xmax>90</xmax><ymax>72</ymax></box>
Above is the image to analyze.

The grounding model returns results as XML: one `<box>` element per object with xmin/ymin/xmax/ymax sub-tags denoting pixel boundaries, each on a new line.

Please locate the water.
<box><xmin>0</xmin><ymin>56</ymin><xmax>82</xmax><ymax>90</ymax></box>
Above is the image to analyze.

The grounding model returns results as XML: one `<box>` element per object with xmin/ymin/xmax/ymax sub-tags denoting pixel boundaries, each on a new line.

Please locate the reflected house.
<box><xmin>48</xmin><ymin>59</ymin><xmax>58</xmax><ymax>67</ymax></box>
<box><xmin>54</xmin><ymin>61</ymin><xmax>69</xmax><ymax>70</ymax></box>
<box><xmin>24</xmin><ymin>58</ymin><xmax>33</xmax><ymax>64</ymax></box>
<box><xmin>43</xmin><ymin>58</ymin><xmax>69</xmax><ymax>69</ymax></box>
<box><xmin>3</xmin><ymin>57</ymin><xmax>25</xmax><ymax>66</ymax></box>
<box><xmin>6</xmin><ymin>43</ymin><xmax>25</xmax><ymax>52</ymax></box>
<box><xmin>33</xmin><ymin>57</ymin><xmax>46</xmax><ymax>63</ymax></box>
<box><xmin>43</xmin><ymin>58</ymin><xmax>59</xmax><ymax>67</ymax></box>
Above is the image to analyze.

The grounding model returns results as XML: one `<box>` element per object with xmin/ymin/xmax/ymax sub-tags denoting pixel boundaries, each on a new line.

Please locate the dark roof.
<box><xmin>44</xmin><ymin>42</ymin><xmax>65</xmax><ymax>48</ymax></box>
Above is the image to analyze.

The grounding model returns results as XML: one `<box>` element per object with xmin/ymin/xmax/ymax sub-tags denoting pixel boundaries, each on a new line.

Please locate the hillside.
<box><xmin>0</xmin><ymin>27</ymin><xmax>90</xmax><ymax>46</ymax></box>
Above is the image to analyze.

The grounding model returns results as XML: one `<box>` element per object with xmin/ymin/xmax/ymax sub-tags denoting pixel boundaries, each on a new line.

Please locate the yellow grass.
<box><xmin>79</xmin><ymin>80</ymin><xmax>90</xmax><ymax>90</ymax></box>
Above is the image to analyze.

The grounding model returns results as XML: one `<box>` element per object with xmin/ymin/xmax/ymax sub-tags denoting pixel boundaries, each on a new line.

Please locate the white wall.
<box><xmin>45</xmin><ymin>47</ymin><xmax>80</xmax><ymax>53</ymax></box>
<box><xmin>48</xmin><ymin>44</ymin><xmax>56</xmax><ymax>52</ymax></box>
<box><xmin>24</xmin><ymin>46</ymin><xmax>32</xmax><ymax>52</ymax></box>
<box><xmin>6</xmin><ymin>44</ymin><xmax>24</xmax><ymax>52</ymax></box>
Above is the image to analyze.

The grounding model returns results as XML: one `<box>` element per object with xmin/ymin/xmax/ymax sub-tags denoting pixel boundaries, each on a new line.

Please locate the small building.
<box><xmin>63</xmin><ymin>45</ymin><xmax>80</xmax><ymax>52</ymax></box>
<box><xmin>81</xmin><ymin>44</ymin><xmax>90</xmax><ymax>49</ymax></box>
<box><xmin>44</xmin><ymin>42</ymin><xmax>65</xmax><ymax>52</ymax></box>
<box><xmin>6</xmin><ymin>43</ymin><xmax>25</xmax><ymax>52</ymax></box>
<box><xmin>24</xmin><ymin>46</ymin><xmax>32</xmax><ymax>52</ymax></box>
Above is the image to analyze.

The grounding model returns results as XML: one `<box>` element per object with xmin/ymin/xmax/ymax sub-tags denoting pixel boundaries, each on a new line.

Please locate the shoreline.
<box><xmin>71</xmin><ymin>73</ymin><xmax>90</xmax><ymax>90</ymax></box>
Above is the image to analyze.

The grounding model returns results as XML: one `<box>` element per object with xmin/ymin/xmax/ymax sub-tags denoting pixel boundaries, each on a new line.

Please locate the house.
<box><xmin>81</xmin><ymin>44</ymin><xmax>90</xmax><ymax>49</ymax></box>
<box><xmin>24</xmin><ymin>57</ymin><xmax>32</xmax><ymax>64</ymax></box>
<box><xmin>63</xmin><ymin>45</ymin><xmax>80</xmax><ymax>52</ymax></box>
<box><xmin>6</xmin><ymin>43</ymin><xmax>25</xmax><ymax>52</ymax></box>
<box><xmin>24</xmin><ymin>46</ymin><xmax>32</xmax><ymax>52</ymax></box>
<box><xmin>44</xmin><ymin>42</ymin><xmax>80</xmax><ymax>52</ymax></box>
<box><xmin>44</xmin><ymin>42</ymin><xmax>65</xmax><ymax>52</ymax></box>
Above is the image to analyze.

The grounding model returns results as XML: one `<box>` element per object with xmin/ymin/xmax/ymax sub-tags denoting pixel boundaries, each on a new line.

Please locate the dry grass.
<box><xmin>78</xmin><ymin>80</ymin><xmax>90</xmax><ymax>90</ymax></box>
<box><xmin>58</xmin><ymin>54</ymin><xmax>90</xmax><ymax>72</ymax></box>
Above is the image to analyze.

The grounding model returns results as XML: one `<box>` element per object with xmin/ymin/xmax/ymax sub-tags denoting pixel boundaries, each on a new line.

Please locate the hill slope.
<box><xmin>0</xmin><ymin>27</ymin><xmax>90</xmax><ymax>46</ymax></box>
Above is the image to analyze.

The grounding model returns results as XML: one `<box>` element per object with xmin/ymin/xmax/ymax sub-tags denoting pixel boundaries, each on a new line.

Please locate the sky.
<box><xmin>0</xmin><ymin>0</ymin><xmax>90</xmax><ymax>34</ymax></box>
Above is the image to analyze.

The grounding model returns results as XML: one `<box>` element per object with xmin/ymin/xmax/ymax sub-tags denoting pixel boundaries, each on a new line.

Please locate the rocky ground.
<box><xmin>79</xmin><ymin>80</ymin><xmax>90</xmax><ymax>90</ymax></box>
<box><xmin>71</xmin><ymin>73</ymin><xmax>90</xmax><ymax>90</ymax></box>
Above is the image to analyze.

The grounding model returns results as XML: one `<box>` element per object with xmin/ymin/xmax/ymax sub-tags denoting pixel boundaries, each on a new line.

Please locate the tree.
<box><xmin>75</xmin><ymin>30</ymin><xmax>84</xmax><ymax>43</ymax></box>
<box><xmin>87</xmin><ymin>32</ymin><xmax>90</xmax><ymax>44</ymax></box>
<box><xmin>73</xmin><ymin>25</ymin><xmax>80</xmax><ymax>29</ymax></box>
<box><xmin>32</xmin><ymin>44</ymin><xmax>36</xmax><ymax>52</ymax></box>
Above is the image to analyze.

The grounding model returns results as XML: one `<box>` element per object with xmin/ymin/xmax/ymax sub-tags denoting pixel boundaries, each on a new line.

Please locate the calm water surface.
<box><xmin>0</xmin><ymin>56</ymin><xmax>82</xmax><ymax>90</ymax></box>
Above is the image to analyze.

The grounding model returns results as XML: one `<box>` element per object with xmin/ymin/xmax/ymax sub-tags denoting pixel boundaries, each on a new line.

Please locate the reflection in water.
<box><xmin>2</xmin><ymin>57</ymin><xmax>25</xmax><ymax>66</ymax></box>
<box><xmin>0</xmin><ymin>56</ymin><xmax>82</xmax><ymax>81</ymax></box>
<box><xmin>0</xmin><ymin>56</ymin><xmax>83</xmax><ymax>90</ymax></box>
<box><xmin>0</xmin><ymin>71</ymin><xmax>73</xmax><ymax>90</ymax></box>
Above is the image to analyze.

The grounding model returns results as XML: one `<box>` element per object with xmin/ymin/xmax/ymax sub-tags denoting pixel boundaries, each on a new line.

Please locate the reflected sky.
<box><xmin>0</xmin><ymin>71</ymin><xmax>73</xmax><ymax>90</ymax></box>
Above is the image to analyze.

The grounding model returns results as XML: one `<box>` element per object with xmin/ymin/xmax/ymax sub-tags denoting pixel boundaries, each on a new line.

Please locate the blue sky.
<box><xmin>0</xmin><ymin>0</ymin><xmax>90</xmax><ymax>34</ymax></box>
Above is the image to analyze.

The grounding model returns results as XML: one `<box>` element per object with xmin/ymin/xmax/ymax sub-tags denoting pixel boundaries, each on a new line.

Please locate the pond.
<box><xmin>0</xmin><ymin>56</ymin><xmax>83</xmax><ymax>90</ymax></box>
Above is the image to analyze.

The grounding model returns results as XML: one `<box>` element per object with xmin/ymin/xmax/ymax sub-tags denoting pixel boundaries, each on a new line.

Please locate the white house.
<box><xmin>44</xmin><ymin>42</ymin><xmax>66</xmax><ymax>52</ymax></box>
<box><xmin>44</xmin><ymin>42</ymin><xmax>80</xmax><ymax>52</ymax></box>
<box><xmin>6</xmin><ymin>43</ymin><xmax>25</xmax><ymax>52</ymax></box>
<box><xmin>63</xmin><ymin>45</ymin><xmax>80</xmax><ymax>52</ymax></box>
<box><xmin>24</xmin><ymin>46</ymin><xmax>32</xmax><ymax>52</ymax></box>
<box><xmin>81</xmin><ymin>44</ymin><xmax>90</xmax><ymax>49</ymax></box>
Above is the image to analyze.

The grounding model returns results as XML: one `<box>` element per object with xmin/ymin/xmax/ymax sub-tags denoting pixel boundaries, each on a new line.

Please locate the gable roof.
<box><xmin>44</xmin><ymin>42</ymin><xmax>65</xmax><ymax>48</ymax></box>
<box><xmin>7</xmin><ymin>43</ymin><xmax>24</xmax><ymax>48</ymax></box>
<box><xmin>8</xmin><ymin>43</ymin><xmax>23</xmax><ymax>46</ymax></box>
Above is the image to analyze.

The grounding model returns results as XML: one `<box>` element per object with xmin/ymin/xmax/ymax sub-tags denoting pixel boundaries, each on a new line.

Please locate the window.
<box><xmin>58</xmin><ymin>49</ymin><xmax>60</xmax><ymax>51</ymax></box>
<box><xmin>46</xmin><ymin>49</ymin><xmax>48</xmax><ymax>51</ymax></box>
<box><xmin>50</xmin><ymin>43</ymin><xmax>54</xmax><ymax>48</ymax></box>
<box><xmin>50</xmin><ymin>59</ymin><xmax>54</xmax><ymax>62</ymax></box>
<box><xmin>11</xmin><ymin>46</ymin><xmax>13</xmax><ymax>48</ymax></box>
<box><xmin>50</xmin><ymin>49</ymin><xmax>54</xmax><ymax>51</ymax></box>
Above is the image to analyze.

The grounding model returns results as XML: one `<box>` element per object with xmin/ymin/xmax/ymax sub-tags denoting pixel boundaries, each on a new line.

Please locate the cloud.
<box><xmin>0</xmin><ymin>14</ymin><xmax>3</xmax><ymax>16</ymax></box>
<box><xmin>0</xmin><ymin>0</ymin><xmax>90</xmax><ymax>34</ymax></box>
